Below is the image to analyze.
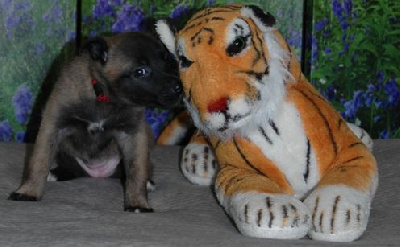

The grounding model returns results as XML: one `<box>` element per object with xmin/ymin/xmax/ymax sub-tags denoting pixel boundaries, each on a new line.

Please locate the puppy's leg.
<box><xmin>117</xmin><ymin>121</ymin><xmax>153</xmax><ymax>213</ymax></box>
<box><xmin>9</xmin><ymin>121</ymin><xmax>58</xmax><ymax>201</ymax></box>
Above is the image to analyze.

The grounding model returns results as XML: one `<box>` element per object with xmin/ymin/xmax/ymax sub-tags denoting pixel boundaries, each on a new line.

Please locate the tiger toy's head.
<box><xmin>157</xmin><ymin>5</ymin><xmax>292</xmax><ymax>139</ymax></box>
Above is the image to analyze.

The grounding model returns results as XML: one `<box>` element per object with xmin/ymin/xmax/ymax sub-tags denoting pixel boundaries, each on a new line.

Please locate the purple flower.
<box><xmin>93</xmin><ymin>0</ymin><xmax>115</xmax><ymax>19</ymax></box>
<box><xmin>341</xmin><ymin>22</ymin><xmax>350</xmax><ymax>30</ymax></box>
<box><xmin>376</xmin><ymin>70</ymin><xmax>384</xmax><ymax>83</ymax></box>
<box><xmin>385</xmin><ymin>78</ymin><xmax>400</xmax><ymax>106</ymax></box>
<box><xmin>379</xmin><ymin>130</ymin><xmax>390</xmax><ymax>139</ymax></box>
<box><xmin>111</xmin><ymin>4</ymin><xmax>144</xmax><ymax>33</ymax></box>
<box><xmin>170</xmin><ymin>4</ymin><xmax>189</xmax><ymax>19</ymax></box>
<box><xmin>311</xmin><ymin>36</ymin><xmax>318</xmax><ymax>64</ymax></box>
<box><xmin>0</xmin><ymin>120</ymin><xmax>12</xmax><ymax>142</ymax></box>
<box><xmin>5</xmin><ymin>14</ymin><xmax>21</xmax><ymax>29</ymax></box>
<box><xmin>15</xmin><ymin>131</ymin><xmax>26</xmax><ymax>143</ymax></box>
<box><xmin>332</xmin><ymin>0</ymin><xmax>343</xmax><ymax>18</ymax></box>
<box><xmin>374</xmin><ymin>115</ymin><xmax>382</xmax><ymax>123</ymax></box>
<box><xmin>287</xmin><ymin>30</ymin><xmax>302</xmax><ymax>48</ymax></box>
<box><xmin>2</xmin><ymin>0</ymin><xmax>12</xmax><ymax>10</ymax></box>
<box><xmin>344</xmin><ymin>0</ymin><xmax>353</xmax><ymax>16</ymax></box>
<box><xmin>12</xmin><ymin>85</ymin><xmax>33</xmax><ymax>124</ymax></box>
<box><xmin>315</xmin><ymin>18</ymin><xmax>329</xmax><ymax>32</ymax></box>
<box><xmin>145</xmin><ymin>109</ymin><xmax>170</xmax><ymax>138</ymax></box>
<box><xmin>35</xmin><ymin>43</ymin><xmax>46</xmax><ymax>57</ymax></box>
<box><xmin>325</xmin><ymin>48</ymin><xmax>332</xmax><ymax>54</ymax></box>
<box><xmin>206</xmin><ymin>0</ymin><xmax>216</xmax><ymax>7</ymax></box>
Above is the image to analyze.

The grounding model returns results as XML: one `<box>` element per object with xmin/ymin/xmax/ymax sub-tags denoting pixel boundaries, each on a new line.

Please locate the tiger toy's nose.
<box><xmin>208</xmin><ymin>97</ymin><xmax>228</xmax><ymax>113</ymax></box>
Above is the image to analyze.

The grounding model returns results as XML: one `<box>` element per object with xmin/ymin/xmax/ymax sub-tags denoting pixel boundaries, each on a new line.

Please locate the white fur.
<box><xmin>219</xmin><ymin>192</ymin><xmax>311</xmax><ymax>239</ymax></box>
<box><xmin>155</xmin><ymin>20</ymin><xmax>176</xmax><ymax>55</ymax></box>
<box><xmin>244</xmin><ymin>102</ymin><xmax>313</xmax><ymax>199</ymax></box>
<box><xmin>241</xmin><ymin>7</ymin><xmax>272</xmax><ymax>33</ymax></box>
<box><xmin>146</xmin><ymin>180</ymin><xmax>156</xmax><ymax>192</ymax></box>
<box><xmin>181</xmin><ymin>143</ymin><xmax>218</xmax><ymax>186</ymax></box>
<box><xmin>346</xmin><ymin>123</ymin><xmax>373</xmax><ymax>150</ymax></box>
<box><xmin>187</xmin><ymin>19</ymin><xmax>290</xmax><ymax>142</ymax></box>
<box><xmin>162</xmin><ymin>125</ymin><xmax>190</xmax><ymax>145</ymax></box>
<box><xmin>47</xmin><ymin>172</ymin><xmax>58</xmax><ymax>182</ymax></box>
<box><xmin>304</xmin><ymin>185</ymin><xmax>372</xmax><ymax>242</ymax></box>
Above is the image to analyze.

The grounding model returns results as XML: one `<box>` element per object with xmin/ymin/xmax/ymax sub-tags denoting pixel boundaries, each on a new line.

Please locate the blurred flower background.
<box><xmin>309</xmin><ymin>0</ymin><xmax>400</xmax><ymax>138</ymax></box>
<box><xmin>0</xmin><ymin>0</ymin><xmax>398</xmax><ymax>141</ymax></box>
<box><xmin>0</xmin><ymin>0</ymin><xmax>76</xmax><ymax>142</ymax></box>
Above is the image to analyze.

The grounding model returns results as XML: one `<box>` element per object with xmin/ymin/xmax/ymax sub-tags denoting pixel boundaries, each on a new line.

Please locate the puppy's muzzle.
<box><xmin>159</xmin><ymin>80</ymin><xmax>183</xmax><ymax>108</ymax></box>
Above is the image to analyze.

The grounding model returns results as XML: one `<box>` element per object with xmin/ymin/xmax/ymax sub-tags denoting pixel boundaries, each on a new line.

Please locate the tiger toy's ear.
<box><xmin>155</xmin><ymin>20</ymin><xmax>177</xmax><ymax>56</ymax></box>
<box><xmin>241</xmin><ymin>5</ymin><xmax>276</xmax><ymax>32</ymax></box>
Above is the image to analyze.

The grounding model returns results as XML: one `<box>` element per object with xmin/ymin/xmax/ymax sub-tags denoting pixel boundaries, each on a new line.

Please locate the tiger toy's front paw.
<box><xmin>227</xmin><ymin>193</ymin><xmax>311</xmax><ymax>239</ymax></box>
<box><xmin>181</xmin><ymin>144</ymin><xmax>218</xmax><ymax>185</ymax></box>
<box><xmin>304</xmin><ymin>185</ymin><xmax>371</xmax><ymax>242</ymax></box>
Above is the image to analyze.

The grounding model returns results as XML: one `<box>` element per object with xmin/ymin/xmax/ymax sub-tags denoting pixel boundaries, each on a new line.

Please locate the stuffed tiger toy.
<box><xmin>156</xmin><ymin>5</ymin><xmax>378</xmax><ymax>242</ymax></box>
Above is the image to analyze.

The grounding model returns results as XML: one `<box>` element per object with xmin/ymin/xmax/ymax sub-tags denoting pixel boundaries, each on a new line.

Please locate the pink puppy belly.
<box><xmin>76</xmin><ymin>156</ymin><xmax>120</xmax><ymax>178</ymax></box>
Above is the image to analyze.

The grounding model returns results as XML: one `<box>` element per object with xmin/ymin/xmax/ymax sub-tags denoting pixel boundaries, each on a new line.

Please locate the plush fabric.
<box><xmin>0</xmin><ymin>140</ymin><xmax>399</xmax><ymax>246</ymax></box>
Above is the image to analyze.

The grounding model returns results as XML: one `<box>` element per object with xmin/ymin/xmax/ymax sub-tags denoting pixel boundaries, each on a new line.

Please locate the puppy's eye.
<box><xmin>133</xmin><ymin>68</ymin><xmax>150</xmax><ymax>78</ymax></box>
<box><xmin>226</xmin><ymin>36</ymin><xmax>249</xmax><ymax>57</ymax></box>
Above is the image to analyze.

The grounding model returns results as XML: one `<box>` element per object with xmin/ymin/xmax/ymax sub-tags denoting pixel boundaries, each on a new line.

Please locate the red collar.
<box><xmin>91</xmin><ymin>79</ymin><xmax>110</xmax><ymax>102</ymax></box>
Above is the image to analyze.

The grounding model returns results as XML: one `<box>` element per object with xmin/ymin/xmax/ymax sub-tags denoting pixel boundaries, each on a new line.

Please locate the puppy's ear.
<box><xmin>80</xmin><ymin>37</ymin><xmax>109</xmax><ymax>65</ymax></box>
<box><xmin>155</xmin><ymin>20</ymin><xmax>177</xmax><ymax>55</ymax></box>
<box><xmin>241</xmin><ymin>5</ymin><xmax>276</xmax><ymax>32</ymax></box>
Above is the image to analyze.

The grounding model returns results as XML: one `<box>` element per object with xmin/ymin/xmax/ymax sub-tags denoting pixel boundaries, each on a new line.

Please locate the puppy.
<box><xmin>8</xmin><ymin>32</ymin><xmax>182</xmax><ymax>212</ymax></box>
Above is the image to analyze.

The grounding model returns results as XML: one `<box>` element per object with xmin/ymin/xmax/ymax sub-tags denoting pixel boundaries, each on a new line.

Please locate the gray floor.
<box><xmin>1</xmin><ymin>140</ymin><xmax>399</xmax><ymax>246</ymax></box>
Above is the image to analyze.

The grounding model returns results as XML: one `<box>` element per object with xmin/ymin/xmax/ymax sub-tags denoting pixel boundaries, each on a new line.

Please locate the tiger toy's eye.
<box><xmin>227</xmin><ymin>36</ymin><xmax>248</xmax><ymax>57</ymax></box>
<box><xmin>178</xmin><ymin>54</ymin><xmax>193</xmax><ymax>69</ymax></box>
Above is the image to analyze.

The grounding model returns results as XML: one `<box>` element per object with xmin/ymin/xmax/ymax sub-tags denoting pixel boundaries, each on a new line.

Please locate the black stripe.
<box><xmin>282</xmin><ymin>205</ymin><xmax>288</xmax><ymax>226</ymax></box>
<box><xmin>304</xmin><ymin>139</ymin><xmax>311</xmax><ymax>183</ymax></box>
<box><xmin>187</xmin><ymin>88</ymin><xmax>192</xmax><ymax>103</ymax></box>
<box><xmin>346</xmin><ymin>209</ymin><xmax>351</xmax><ymax>225</ymax></box>
<box><xmin>290</xmin><ymin>204</ymin><xmax>300</xmax><ymax>227</ymax></box>
<box><xmin>257</xmin><ymin>209</ymin><xmax>263</xmax><ymax>227</ymax></box>
<box><xmin>319</xmin><ymin>212</ymin><xmax>324</xmax><ymax>233</ymax></box>
<box><xmin>331</xmin><ymin>196</ymin><xmax>341</xmax><ymax>233</ymax></box>
<box><xmin>269</xmin><ymin>120</ymin><xmax>280</xmax><ymax>135</ymax></box>
<box><xmin>341</xmin><ymin>156</ymin><xmax>364</xmax><ymax>165</ymax></box>
<box><xmin>211</xmin><ymin>16</ymin><xmax>225</xmax><ymax>21</ymax></box>
<box><xmin>349</xmin><ymin>142</ymin><xmax>363</xmax><ymax>148</ymax></box>
<box><xmin>312</xmin><ymin>196</ymin><xmax>320</xmax><ymax>231</ymax></box>
<box><xmin>338</xmin><ymin>118</ymin><xmax>344</xmax><ymax>129</ymax></box>
<box><xmin>286</xmin><ymin>44</ymin><xmax>292</xmax><ymax>73</ymax></box>
<box><xmin>233</xmin><ymin>138</ymin><xmax>264</xmax><ymax>175</ymax></box>
<box><xmin>203</xmin><ymin>146</ymin><xmax>209</xmax><ymax>172</ymax></box>
<box><xmin>296</xmin><ymin>89</ymin><xmax>338</xmax><ymax>156</ymax></box>
<box><xmin>259</xmin><ymin>127</ymin><xmax>272</xmax><ymax>144</ymax></box>
<box><xmin>245</xmin><ymin>204</ymin><xmax>249</xmax><ymax>223</ymax></box>
<box><xmin>266</xmin><ymin>197</ymin><xmax>274</xmax><ymax>227</ymax></box>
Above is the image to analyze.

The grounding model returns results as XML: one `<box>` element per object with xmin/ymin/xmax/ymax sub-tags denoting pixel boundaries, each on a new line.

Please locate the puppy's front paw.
<box><xmin>304</xmin><ymin>185</ymin><xmax>371</xmax><ymax>242</ymax></box>
<box><xmin>181</xmin><ymin>144</ymin><xmax>218</xmax><ymax>185</ymax></box>
<box><xmin>125</xmin><ymin>207</ymin><xmax>154</xmax><ymax>213</ymax></box>
<box><xmin>8</xmin><ymin>192</ymin><xmax>38</xmax><ymax>201</ymax></box>
<box><xmin>228</xmin><ymin>193</ymin><xmax>311</xmax><ymax>239</ymax></box>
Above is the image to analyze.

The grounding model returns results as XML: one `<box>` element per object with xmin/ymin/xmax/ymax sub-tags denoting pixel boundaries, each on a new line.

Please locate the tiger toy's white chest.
<box><xmin>243</xmin><ymin>101</ymin><xmax>319</xmax><ymax>198</ymax></box>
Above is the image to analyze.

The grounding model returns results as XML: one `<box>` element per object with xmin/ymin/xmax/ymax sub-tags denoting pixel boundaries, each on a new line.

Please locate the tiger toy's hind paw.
<box><xmin>228</xmin><ymin>193</ymin><xmax>311</xmax><ymax>239</ymax></box>
<box><xmin>181</xmin><ymin>144</ymin><xmax>218</xmax><ymax>185</ymax></box>
<box><xmin>304</xmin><ymin>185</ymin><xmax>371</xmax><ymax>242</ymax></box>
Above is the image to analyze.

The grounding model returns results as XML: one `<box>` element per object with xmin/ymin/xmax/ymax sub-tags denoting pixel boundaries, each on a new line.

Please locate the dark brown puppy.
<box><xmin>8</xmin><ymin>32</ymin><xmax>182</xmax><ymax>212</ymax></box>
